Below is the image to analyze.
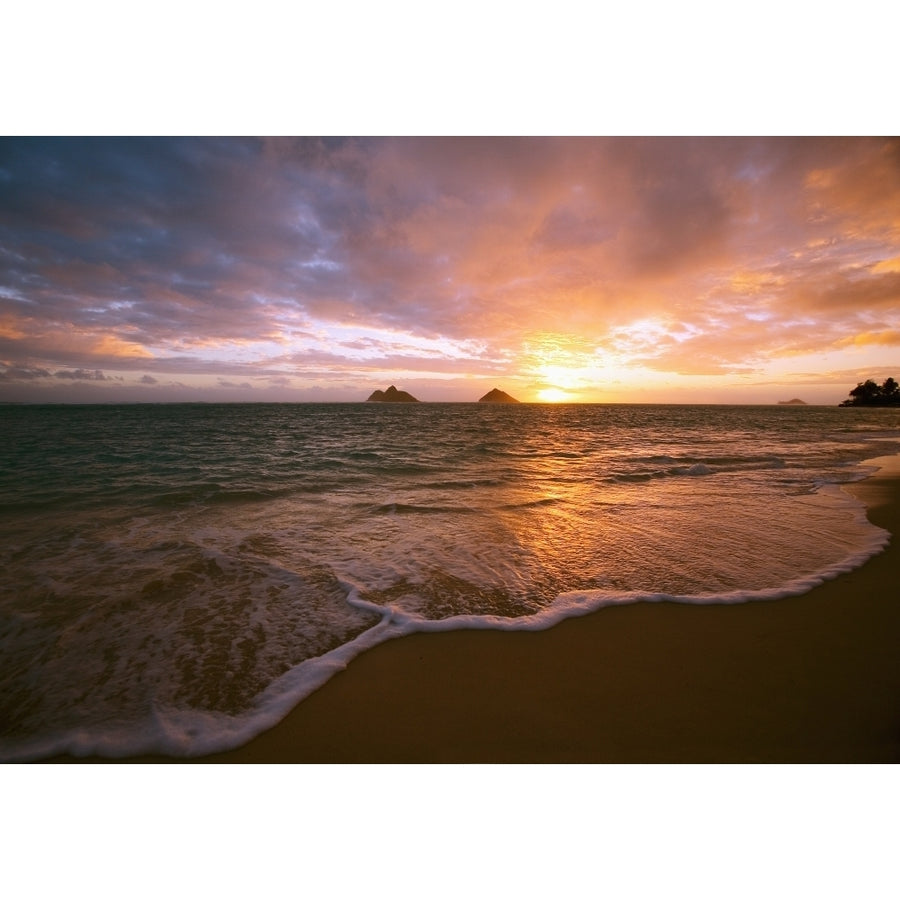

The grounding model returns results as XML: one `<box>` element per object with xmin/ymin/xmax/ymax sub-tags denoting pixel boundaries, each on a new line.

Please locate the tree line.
<box><xmin>839</xmin><ymin>377</ymin><xmax>900</xmax><ymax>406</ymax></box>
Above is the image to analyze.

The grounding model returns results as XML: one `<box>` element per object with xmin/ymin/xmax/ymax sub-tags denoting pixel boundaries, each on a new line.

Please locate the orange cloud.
<box><xmin>0</xmin><ymin>314</ymin><xmax>153</xmax><ymax>365</ymax></box>
<box><xmin>834</xmin><ymin>330</ymin><xmax>900</xmax><ymax>348</ymax></box>
<box><xmin>92</xmin><ymin>334</ymin><xmax>154</xmax><ymax>359</ymax></box>
<box><xmin>872</xmin><ymin>257</ymin><xmax>900</xmax><ymax>275</ymax></box>
<box><xmin>3</xmin><ymin>137</ymin><xmax>900</xmax><ymax>404</ymax></box>
<box><xmin>0</xmin><ymin>315</ymin><xmax>27</xmax><ymax>340</ymax></box>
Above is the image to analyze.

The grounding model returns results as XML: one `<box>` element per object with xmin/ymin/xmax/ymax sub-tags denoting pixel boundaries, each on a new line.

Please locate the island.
<box><xmin>778</xmin><ymin>398</ymin><xmax>807</xmax><ymax>405</ymax></box>
<box><xmin>478</xmin><ymin>388</ymin><xmax>520</xmax><ymax>403</ymax></box>
<box><xmin>367</xmin><ymin>385</ymin><xmax>419</xmax><ymax>402</ymax></box>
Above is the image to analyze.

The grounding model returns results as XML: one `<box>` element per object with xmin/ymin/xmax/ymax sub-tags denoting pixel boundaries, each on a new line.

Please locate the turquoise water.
<box><xmin>2</xmin><ymin>402</ymin><xmax>899</xmax><ymax>760</ymax></box>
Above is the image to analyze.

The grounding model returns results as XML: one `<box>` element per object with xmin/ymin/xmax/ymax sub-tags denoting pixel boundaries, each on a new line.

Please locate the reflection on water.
<box><xmin>1</xmin><ymin>401</ymin><xmax>899</xmax><ymax>757</ymax></box>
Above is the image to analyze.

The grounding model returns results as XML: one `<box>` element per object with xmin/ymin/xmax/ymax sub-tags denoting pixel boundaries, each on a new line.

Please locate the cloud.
<box><xmin>834</xmin><ymin>330</ymin><xmax>900</xmax><ymax>348</ymax></box>
<box><xmin>0</xmin><ymin>362</ymin><xmax>51</xmax><ymax>380</ymax></box>
<box><xmin>53</xmin><ymin>367</ymin><xmax>122</xmax><ymax>381</ymax></box>
<box><xmin>1</xmin><ymin>136</ymin><xmax>898</xmax><ymax>402</ymax></box>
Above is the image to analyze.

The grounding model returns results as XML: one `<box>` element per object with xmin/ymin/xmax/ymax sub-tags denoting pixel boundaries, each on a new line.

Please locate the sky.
<box><xmin>1</xmin><ymin>136</ymin><xmax>899</xmax><ymax>404</ymax></box>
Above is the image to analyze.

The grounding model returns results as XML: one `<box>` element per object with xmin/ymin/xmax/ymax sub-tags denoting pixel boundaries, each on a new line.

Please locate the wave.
<box><xmin>611</xmin><ymin>456</ymin><xmax>786</xmax><ymax>482</ymax></box>
<box><xmin>419</xmin><ymin>478</ymin><xmax>507</xmax><ymax>491</ymax></box>
<box><xmin>1</xmin><ymin>481</ymin><xmax>889</xmax><ymax>763</ymax></box>
<box><xmin>3</xmin><ymin>404</ymin><xmax>899</xmax><ymax>763</ymax></box>
<box><xmin>498</xmin><ymin>496</ymin><xmax>561</xmax><ymax>510</ymax></box>
<box><xmin>370</xmin><ymin>502</ymin><xmax>480</xmax><ymax>516</ymax></box>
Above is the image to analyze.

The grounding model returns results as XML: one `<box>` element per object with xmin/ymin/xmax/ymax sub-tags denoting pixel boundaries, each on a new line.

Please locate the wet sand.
<box><xmin>55</xmin><ymin>457</ymin><xmax>900</xmax><ymax>764</ymax></box>
<box><xmin>198</xmin><ymin>456</ymin><xmax>900</xmax><ymax>763</ymax></box>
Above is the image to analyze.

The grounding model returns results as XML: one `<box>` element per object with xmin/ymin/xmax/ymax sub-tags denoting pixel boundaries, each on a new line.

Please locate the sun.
<box><xmin>537</xmin><ymin>387</ymin><xmax>571</xmax><ymax>402</ymax></box>
<box><xmin>521</xmin><ymin>333</ymin><xmax>600</xmax><ymax>402</ymax></box>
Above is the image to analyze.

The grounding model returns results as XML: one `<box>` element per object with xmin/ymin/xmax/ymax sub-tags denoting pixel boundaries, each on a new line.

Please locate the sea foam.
<box><xmin>2</xmin><ymin>403</ymin><xmax>899</xmax><ymax>761</ymax></box>
<box><xmin>1</xmin><ymin>479</ymin><xmax>889</xmax><ymax>763</ymax></box>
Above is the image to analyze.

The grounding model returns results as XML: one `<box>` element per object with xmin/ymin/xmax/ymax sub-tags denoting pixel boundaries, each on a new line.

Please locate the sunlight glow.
<box><xmin>3</xmin><ymin>139</ymin><xmax>899</xmax><ymax>405</ymax></box>
<box><xmin>537</xmin><ymin>387</ymin><xmax>572</xmax><ymax>402</ymax></box>
<box><xmin>520</xmin><ymin>331</ymin><xmax>638</xmax><ymax>401</ymax></box>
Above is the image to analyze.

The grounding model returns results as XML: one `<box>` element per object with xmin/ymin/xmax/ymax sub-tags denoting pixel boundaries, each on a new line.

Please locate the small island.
<box><xmin>367</xmin><ymin>385</ymin><xmax>419</xmax><ymax>402</ymax></box>
<box><xmin>778</xmin><ymin>398</ymin><xmax>807</xmax><ymax>405</ymax></box>
<box><xmin>478</xmin><ymin>388</ymin><xmax>520</xmax><ymax>403</ymax></box>
<box><xmin>839</xmin><ymin>377</ymin><xmax>900</xmax><ymax>407</ymax></box>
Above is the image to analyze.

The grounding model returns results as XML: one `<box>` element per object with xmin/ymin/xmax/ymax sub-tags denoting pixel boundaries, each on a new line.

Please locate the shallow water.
<box><xmin>2</xmin><ymin>402</ymin><xmax>899</xmax><ymax>759</ymax></box>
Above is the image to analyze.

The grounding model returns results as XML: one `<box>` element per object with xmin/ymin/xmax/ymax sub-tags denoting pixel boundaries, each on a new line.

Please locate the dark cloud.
<box><xmin>1</xmin><ymin>137</ymin><xmax>898</xmax><ymax>402</ymax></box>
<box><xmin>53</xmin><ymin>368</ymin><xmax>110</xmax><ymax>381</ymax></box>
<box><xmin>0</xmin><ymin>362</ymin><xmax>51</xmax><ymax>380</ymax></box>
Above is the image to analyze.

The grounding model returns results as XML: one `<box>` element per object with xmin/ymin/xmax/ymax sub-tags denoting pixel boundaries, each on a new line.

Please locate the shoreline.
<box><xmin>48</xmin><ymin>455</ymin><xmax>900</xmax><ymax>763</ymax></box>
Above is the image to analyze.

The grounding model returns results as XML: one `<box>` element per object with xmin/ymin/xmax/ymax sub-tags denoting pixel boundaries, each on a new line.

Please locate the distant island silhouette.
<box><xmin>778</xmin><ymin>398</ymin><xmax>807</xmax><ymax>405</ymax></box>
<box><xmin>478</xmin><ymin>388</ymin><xmax>520</xmax><ymax>403</ymax></box>
<box><xmin>367</xmin><ymin>385</ymin><xmax>419</xmax><ymax>402</ymax></box>
<box><xmin>839</xmin><ymin>377</ymin><xmax>900</xmax><ymax>407</ymax></box>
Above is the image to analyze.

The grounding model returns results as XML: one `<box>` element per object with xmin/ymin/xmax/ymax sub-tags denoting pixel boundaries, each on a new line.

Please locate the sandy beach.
<box><xmin>50</xmin><ymin>456</ymin><xmax>900</xmax><ymax>764</ymax></box>
<box><xmin>203</xmin><ymin>456</ymin><xmax>900</xmax><ymax>763</ymax></box>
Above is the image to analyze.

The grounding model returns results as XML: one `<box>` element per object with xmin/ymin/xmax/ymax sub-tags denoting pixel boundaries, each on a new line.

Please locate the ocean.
<box><xmin>2</xmin><ymin>401</ymin><xmax>899</xmax><ymax>761</ymax></box>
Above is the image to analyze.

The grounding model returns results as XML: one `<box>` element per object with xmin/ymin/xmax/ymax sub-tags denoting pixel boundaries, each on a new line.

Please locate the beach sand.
<box><xmin>55</xmin><ymin>457</ymin><xmax>900</xmax><ymax>764</ymax></box>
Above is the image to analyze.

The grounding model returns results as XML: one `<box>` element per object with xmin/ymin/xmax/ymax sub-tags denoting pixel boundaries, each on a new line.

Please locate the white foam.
<box><xmin>3</xmin><ymin>436</ymin><xmax>897</xmax><ymax>764</ymax></box>
<box><xmin>2</xmin><ymin>480</ymin><xmax>889</xmax><ymax>763</ymax></box>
